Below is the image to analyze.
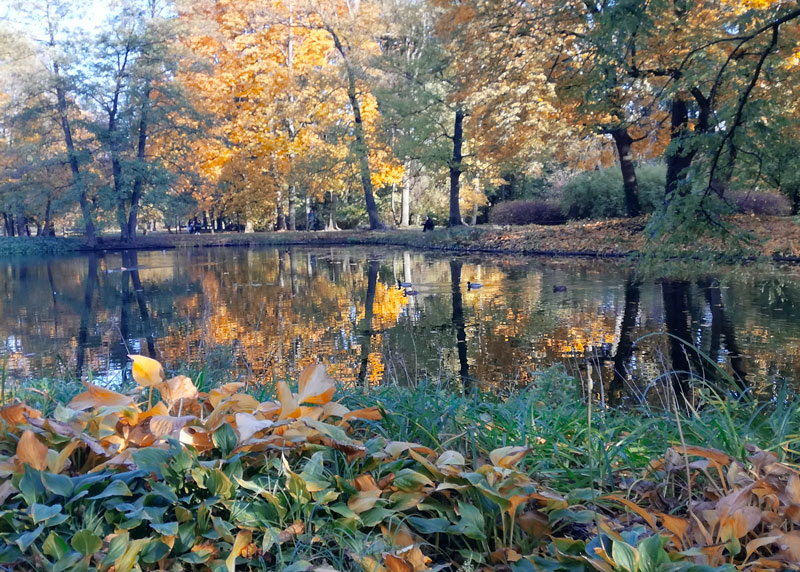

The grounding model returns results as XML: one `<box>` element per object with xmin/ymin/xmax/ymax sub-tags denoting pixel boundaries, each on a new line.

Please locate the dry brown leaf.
<box><xmin>16</xmin><ymin>429</ymin><xmax>48</xmax><ymax>471</ymax></box>
<box><xmin>778</xmin><ymin>530</ymin><xmax>800</xmax><ymax>561</ymax></box>
<box><xmin>489</xmin><ymin>446</ymin><xmax>531</xmax><ymax>468</ymax></box>
<box><xmin>673</xmin><ymin>445</ymin><xmax>731</xmax><ymax>466</ymax></box>
<box><xmin>787</xmin><ymin>474</ymin><xmax>800</xmax><ymax>505</ymax></box>
<box><xmin>161</xmin><ymin>375</ymin><xmax>199</xmax><ymax>409</ymax></box>
<box><xmin>601</xmin><ymin>494</ymin><xmax>658</xmax><ymax>531</ymax></box>
<box><xmin>343</xmin><ymin>406</ymin><xmax>382</xmax><ymax>421</ymax></box>
<box><xmin>234</xmin><ymin>412</ymin><xmax>274</xmax><ymax>442</ymax></box>
<box><xmin>225</xmin><ymin>530</ymin><xmax>252</xmax><ymax>572</ymax></box>
<box><xmin>0</xmin><ymin>402</ymin><xmax>42</xmax><ymax>426</ymax></box>
<box><xmin>382</xmin><ymin>553</ymin><xmax>413</xmax><ymax>572</ymax></box>
<box><xmin>149</xmin><ymin>415</ymin><xmax>195</xmax><ymax>438</ymax></box>
<box><xmin>278</xmin><ymin>522</ymin><xmax>304</xmax><ymax>544</ymax></box>
<box><xmin>68</xmin><ymin>381</ymin><xmax>134</xmax><ymax>410</ymax></box>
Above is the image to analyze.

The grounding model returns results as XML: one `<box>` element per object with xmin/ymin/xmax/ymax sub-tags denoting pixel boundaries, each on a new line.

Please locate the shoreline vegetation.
<box><xmin>1</xmin><ymin>357</ymin><xmax>799</xmax><ymax>570</ymax></box>
<box><xmin>1</xmin><ymin>215</ymin><xmax>800</xmax><ymax>263</ymax></box>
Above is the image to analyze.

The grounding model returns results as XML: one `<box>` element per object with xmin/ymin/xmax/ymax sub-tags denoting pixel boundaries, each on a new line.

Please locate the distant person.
<box><xmin>423</xmin><ymin>216</ymin><xmax>434</xmax><ymax>232</ymax></box>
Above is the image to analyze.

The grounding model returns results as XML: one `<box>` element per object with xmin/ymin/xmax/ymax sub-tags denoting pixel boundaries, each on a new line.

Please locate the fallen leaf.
<box><xmin>16</xmin><ymin>429</ymin><xmax>48</xmax><ymax>470</ymax></box>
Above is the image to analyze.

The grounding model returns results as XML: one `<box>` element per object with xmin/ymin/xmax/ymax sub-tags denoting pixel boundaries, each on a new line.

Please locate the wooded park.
<box><xmin>1</xmin><ymin>0</ymin><xmax>798</xmax><ymax>253</ymax></box>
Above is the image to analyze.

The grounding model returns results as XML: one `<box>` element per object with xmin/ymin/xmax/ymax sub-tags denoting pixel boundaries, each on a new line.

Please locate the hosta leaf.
<box><xmin>140</xmin><ymin>540</ymin><xmax>171</xmax><ymax>563</ymax></box>
<box><xmin>68</xmin><ymin>381</ymin><xmax>133</xmax><ymax>410</ymax></box>
<box><xmin>31</xmin><ymin>503</ymin><xmax>62</xmax><ymax>524</ymax></box>
<box><xmin>71</xmin><ymin>529</ymin><xmax>102</xmax><ymax>556</ymax></box>
<box><xmin>115</xmin><ymin>538</ymin><xmax>149</xmax><ymax>572</ymax></box>
<box><xmin>407</xmin><ymin>516</ymin><xmax>451</xmax><ymax>535</ymax></box>
<box><xmin>226</xmin><ymin>529</ymin><xmax>252</xmax><ymax>572</ymax></box>
<box><xmin>393</xmin><ymin>468</ymin><xmax>433</xmax><ymax>492</ymax></box>
<box><xmin>452</xmin><ymin>501</ymin><xmax>487</xmax><ymax>541</ymax></box>
<box><xmin>15</xmin><ymin>524</ymin><xmax>44</xmax><ymax>552</ymax></box>
<box><xmin>17</xmin><ymin>429</ymin><xmax>48</xmax><ymax>471</ymax></box>
<box><xmin>131</xmin><ymin>448</ymin><xmax>171</xmax><ymax>475</ymax></box>
<box><xmin>611</xmin><ymin>540</ymin><xmax>639</xmax><ymax>572</ymax></box>
<box><xmin>297</xmin><ymin>364</ymin><xmax>336</xmax><ymax>405</ymax></box>
<box><xmin>129</xmin><ymin>354</ymin><xmax>165</xmax><ymax>388</ymax></box>
<box><xmin>87</xmin><ymin>480</ymin><xmax>132</xmax><ymax>500</ymax></box>
<box><xmin>41</xmin><ymin>471</ymin><xmax>74</xmax><ymax>497</ymax></box>
<box><xmin>150</xmin><ymin>521</ymin><xmax>179</xmax><ymax>536</ymax></box>
<box><xmin>43</xmin><ymin>531</ymin><xmax>69</xmax><ymax>560</ymax></box>
<box><xmin>212</xmin><ymin>423</ymin><xmax>238</xmax><ymax>456</ymax></box>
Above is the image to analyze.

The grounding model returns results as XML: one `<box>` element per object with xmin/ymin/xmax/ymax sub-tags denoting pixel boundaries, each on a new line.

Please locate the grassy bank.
<box><xmin>2</xmin><ymin>214</ymin><xmax>799</xmax><ymax>262</ymax></box>
<box><xmin>1</xmin><ymin>358</ymin><xmax>799</xmax><ymax>571</ymax></box>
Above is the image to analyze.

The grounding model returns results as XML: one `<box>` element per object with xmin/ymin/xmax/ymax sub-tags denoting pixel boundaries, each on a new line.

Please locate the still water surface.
<box><xmin>1</xmin><ymin>247</ymin><xmax>799</xmax><ymax>401</ymax></box>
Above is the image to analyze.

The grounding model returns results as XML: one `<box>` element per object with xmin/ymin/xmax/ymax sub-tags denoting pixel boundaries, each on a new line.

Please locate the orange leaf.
<box><xmin>343</xmin><ymin>406</ymin><xmax>382</xmax><ymax>421</ymax></box>
<box><xmin>673</xmin><ymin>445</ymin><xmax>731</xmax><ymax>466</ymax></box>
<box><xmin>17</xmin><ymin>430</ymin><xmax>48</xmax><ymax>471</ymax></box>
<box><xmin>297</xmin><ymin>364</ymin><xmax>336</xmax><ymax>405</ymax></box>
<box><xmin>68</xmin><ymin>381</ymin><xmax>134</xmax><ymax>410</ymax></box>
<box><xmin>382</xmin><ymin>554</ymin><xmax>412</xmax><ymax>572</ymax></box>
<box><xmin>601</xmin><ymin>494</ymin><xmax>658</xmax><ymax>531</ymax></box>
<box><xmin>225</xmin><ymin>530</ymin><xmax>252</xmax><ymax>572</ymax></box>
<box><xmin>0</xmin><ymin>402</ymin><xmax>42</xmax><ymax>426</ymax></box>
<box><xmin>277</xmin><ymin>382</ymin><xmax>300</xmax><ymax>420</ymax></box>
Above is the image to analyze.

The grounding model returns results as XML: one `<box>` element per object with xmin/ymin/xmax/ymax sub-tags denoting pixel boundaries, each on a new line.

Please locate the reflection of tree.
<box><xmin>610</xmin><ymin>278</ymin><xmax>640</xmax><ymax>405</ymax></box>
<box><xmin>358</xmin><ymin>260</ymin><xmax>379</xmax><ymax>385</ymax></box>
<box><xmin>700</xmin><ymin>278</ymin><xmax>748</xmax><ymax>393</ymax></box>
<box><xmin>123</xmin><ymin>250</ymin><xmax>156</xmax><ymax>358</ymax></box>
<box><xmin>450</xmin><ymin>260</ymin><xmax>470</xmax><ymax>389</ymax></box>
<box><xmin>662</xmin><ymin>280</ymin><xmax>705</xmax><ymax>405</ymax></box>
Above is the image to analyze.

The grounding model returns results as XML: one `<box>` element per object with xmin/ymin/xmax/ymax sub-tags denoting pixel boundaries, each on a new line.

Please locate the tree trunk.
<box><xmin>449</xmin><ymin>108</ymin><xmax>465</xmax><ymax>227</ymax></box>
<box><xmin>126</xmin><ymin>82</ymin><xmax>152</xmax><ymax>244</ymax></box>
<box><xmin>665</xmin><ymin>91</ymin><xmax>710</xmax><ymax>201</ymax></box>
<box><xmin>276</xmin><ymin>189</ymin><xmax>286</xmax><ymax>230</ymax></box>
<box><xmin>610</xmin><ymin>127</ymin><xmax>641</xmax><ymax>216</ymax></box>
<box><xmin>328</xmin><ymin>27</ymin><xmax>384</xmax><ymax>230</ymax></box>
<box><xmin>471</xmin><ymin>177</ymin><xmax>480</xmax><ymax>225</ymax></box>
<box><xmin>327</xmin><ymin>191</ymin><xmax>340</xmax><ymax>230</ymax></box>
<box><xmin>288</xmin><ymin>185</ymin><xmax>297</xmax><ymax>231</ymax></box>
<box><xmin>53</xmin><ymin>61</ymin><xmax>96</xmax><ymax>246</ymax></box>
<box><xmin>401</xmin><ymin>164</ymin><xmax>411</xmax><ymax>227</ymax></box>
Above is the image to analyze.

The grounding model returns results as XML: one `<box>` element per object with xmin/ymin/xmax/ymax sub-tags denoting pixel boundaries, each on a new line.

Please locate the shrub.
<box><xmin>727</xmin><ymin>190</ymin><xmax>791</xmax><ymax>216</ymax></box>
<box><xmin>560</xmin><ymin>164</ymin><xmax>666</xmax><ymax>219</ymax></box>
<box><xmin>488</xmin><ymin>199</ymin><xmax>566</xmax><ymax>225</ymax></box>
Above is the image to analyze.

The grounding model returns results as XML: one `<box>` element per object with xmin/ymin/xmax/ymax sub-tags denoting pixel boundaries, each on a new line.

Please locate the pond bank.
<box><xmin>1</xmin><ymin>214</ymin><xmax>798</xmax><ymax>261</ymax></box>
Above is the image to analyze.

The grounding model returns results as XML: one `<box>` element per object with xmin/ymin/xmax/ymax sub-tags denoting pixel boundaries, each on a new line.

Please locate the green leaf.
<box><xmin>42</xmin><ymin>531</ymin><xmax>69</xmax><ymax>560</ymax></box>
<box><xmin>207</xmin><ymin>469</ymin><xmax>235</xmax><ymax>499</ymax></box>
<box><xmin>212</xmin><ymin>423</ymin><xmax>238</xmax><ymax>456</ymax></box>
<box><xmin>31</xmin><ymin>503</ymin><xmax>63</xmax><ymax>524</ymax></box>
<box><xmin>639</xmin><ymin>534</ymin><xmax>669</xmax><ymax>572</ymax></box>
<box><xmin>150</xmin><ymin>521</ymin><xmax>179</xmax><ymax>536</ymax></box>
<box><xmin>140</xmin><ymin>540</ymin><xmax>170</xmax><ymax>563</ymax></box>
<box><xmin>132</xmin><ymin>448</ymin><xmax>171</xmax><ymax>475</ymax></box>
<box><xmin>87</xmin><ymin>480</ymin><xmax>132</xmax><ymax>500</ymax></box>
<box><xmin>612</xmin><ymin>540</ymin><xmax>639</xmax><ymax>572</ymax></box>
<box><xmin>282</xmin><ymin>561</ymin><xmax>312</xmax><ymax>572</ymax></box>
<box><xmin>19</xmin><ymin>466</ymin><xmax>45</xmax><ymax>505</ymax></box>
<box><xmin>70</xmin><ymin>529</ymin><xmax>102</xmax><ymax>556</ymax></box>
<box><xmin>408</xmin><ymin>516</ymin><xmax>450</xmax><ymax>534</ymax></box>
<box><xmin>452</xmin><ymin>501</ymin><xmax>486</xmax><ymax>541</ymax></box>
<box><xmin>53</xmin><ymin>553</ymin><xmax>85</xmax><ymax>572</ymax></box>
<box><xmin>16</xmin><ymin>524</ymin><xmax>44</xmax><ymax>552</ymax></box>
<box><xmin>115</xmin><ymin>538</ymin><xmax>149</xmax><ymax>572</ymax></box>
<box><xmin>394</xmin><ymin>468</ymin><xmax>434</xmax><ymax>491</ymax></box>
<box><xmin>101</xmin><ymin>532</ymin><xmax>129</xmax><ymax>565</ymax></box>
<box><xmin>360</xmin><ymin>507</ymin><xmax>394</xmax><ymax>527</ymax></box>
<box><xmin>41</xmin><ymin>472</ymin><xmax>74</xmax><ymax>498</ymax></box>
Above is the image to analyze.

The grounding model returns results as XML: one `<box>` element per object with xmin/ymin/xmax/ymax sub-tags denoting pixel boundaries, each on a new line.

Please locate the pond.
<box><xmin>1</xmin><ymin>246</ymin><xmax>799</xmax><ymax>403</ymax></box>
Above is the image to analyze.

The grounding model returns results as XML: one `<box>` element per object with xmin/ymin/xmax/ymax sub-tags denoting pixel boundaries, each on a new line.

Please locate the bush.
<box><xmin>727</xmin><ymin>190</ymin><xmax>791</xmax><ymax>216</ymax></box>
<box><xmin>488</xmin><ymin>199</ymin><xmax>566</xmax><ymax>225</ymax></box>
<box><xmin>560</xmin><ymin>164</ymin><xmax>666</xmax><ymax>219</ymax></box>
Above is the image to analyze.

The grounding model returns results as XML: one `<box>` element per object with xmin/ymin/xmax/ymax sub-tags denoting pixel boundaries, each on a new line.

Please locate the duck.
<box><xmin>467</xmin><ymin>281</ymin><xmax>482</xmax><ymax>290</ymax></box>
<box><xmin>403</xmin><ymin>289</ymin><xmax>419</xmax><ymax>296</ymax></box>
<box><xmin>397</xmin><ymin>280</ymin><xmax>413</xmax><ymax>289</ymax></box>
<box><xmin>553</xmin><ymin>284</ymin><xmax>567</xmax><ymax>292</ymax></box>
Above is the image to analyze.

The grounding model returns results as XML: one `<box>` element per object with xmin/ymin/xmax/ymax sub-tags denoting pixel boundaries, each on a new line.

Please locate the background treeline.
<box><xmin>0</xmin><ymin>0</ymin><xmax>798</xmax><ymax>243</ymax></box>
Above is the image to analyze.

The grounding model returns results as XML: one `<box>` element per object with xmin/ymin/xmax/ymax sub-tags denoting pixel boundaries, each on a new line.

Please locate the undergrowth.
<box><xmin>1</xmin><ymin>358</ymin><xmax>799</xmax><ymax>571</ymax></box>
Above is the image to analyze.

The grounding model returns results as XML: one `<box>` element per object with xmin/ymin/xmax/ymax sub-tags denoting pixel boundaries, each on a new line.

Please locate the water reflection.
<box><xmin>1</xmin><ymin>247</ymin><xmax>800</xmax><ymax>400</ymax></box>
